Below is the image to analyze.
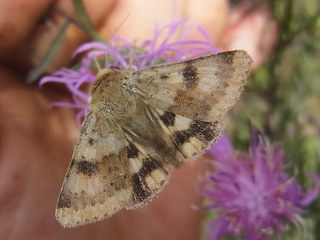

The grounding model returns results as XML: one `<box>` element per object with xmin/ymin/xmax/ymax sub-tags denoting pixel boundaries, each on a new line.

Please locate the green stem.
<box><xmin>72</xmin><ymin>0</ymin><xmax>105</xmax><ymax>42</ymax></box>
<box><xmin>27</xmin><ymin>20</ymin><xmax>70</xmax><ymax>83</ymax></box>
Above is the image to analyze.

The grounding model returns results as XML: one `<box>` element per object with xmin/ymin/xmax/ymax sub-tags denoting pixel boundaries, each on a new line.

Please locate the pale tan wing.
<box><xmin>126</xmin><ymin>50</ymin><xmax>252</xmax><ymax>122</ymax></box>
<box><xmin>152</xmin><ymin>108</ymin><xmax>224</xmax><ymax>160</ymax></box>
<box><xmin>123</xmin><ymin>129</ymin><xmax>171</xmax><ymax>208</ymax></box>
<box><xmin>121</xmin><ymin>98</ymin><xmax>222</xmax><ymax>166</ymax></box>
<box><xmin>56</xmin><ymin>111</ymin><xmax>132</xmax><ymax>227</ymax></box>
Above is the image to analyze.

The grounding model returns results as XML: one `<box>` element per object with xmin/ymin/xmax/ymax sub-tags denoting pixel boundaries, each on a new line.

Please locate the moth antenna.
<box><xmin>110</xmin><ymin>13</ymin><xmax>130</xmax><ymax>38</ymax></box>
<box><xmin>106</xmin><ymin>13</ymin><xmax>131</xmax><ymax>70</ymax></box>
<box><xmin>104</xmin><ymin>47</ymin><xmax>110</xmax><ymax>69</ymax></box>
<box><xmin>94</xmin><ymin>57</ymin><xmax>102</xmax><ymax>73</ymax></box>
<box><xmin>128</xmin><ymin>40</ymin><xmax>138</xmax><ymax>71</ymax></box>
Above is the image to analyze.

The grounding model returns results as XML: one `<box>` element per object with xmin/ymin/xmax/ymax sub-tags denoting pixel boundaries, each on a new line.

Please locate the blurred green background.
<box><xmin>226</xmin><ymin>0</ymin><xmax>320</xmax><ymax>239</ymax></box>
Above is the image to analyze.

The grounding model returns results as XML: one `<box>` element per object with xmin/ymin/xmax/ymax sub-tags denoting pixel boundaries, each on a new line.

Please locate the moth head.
<box><xmin>89</xmin><ymin>69</ymin><xmax>131</xmax><ymax>103</ymax></box>
<box><xmin>90</xmin><ymin>69</ymin><xmax>120</xmax><ymax>94</ymax></box>
<box><xmin>96</xmin><ymin>68</ymin><xmax>112</xmax><ymax>79</ymax></box>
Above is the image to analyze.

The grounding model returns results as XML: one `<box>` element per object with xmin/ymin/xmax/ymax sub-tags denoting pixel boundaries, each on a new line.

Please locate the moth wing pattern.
<box><xmin>56</xmin><ymin>111</ymin><xmax>133</xmax><ymax>227</ymax></box>
<box><xmin>56</xmin><ymin>104</ymin><xmax>174</xmax><ymax>227</ymax></box>
<box><xmin>151</xmin><ymin>108</ymin><xmax>224</xmax><ymax>160</ymax></box>
<box><xmin>119</xmin><ymin>97</ymin><xmax>221</xmax><ymax>207</ymax></box>
<box><xmin>126</xmin><ymin>50</ymin><xmax>252</xmax><ymax>122</ymax></box>
<box><xmin>56</xmin><ymin>50</ymin><xmax>252</xmax><ymax>227</ymax></box>
<box><xmin>123</xmin><ymin>129</ymin><xmax>171</xmax><ymax>208</ymax></box>
<box><xmin>128</xmin><ymin>101</ymin><xmax>224</xmax><ymax>164</ymax></box>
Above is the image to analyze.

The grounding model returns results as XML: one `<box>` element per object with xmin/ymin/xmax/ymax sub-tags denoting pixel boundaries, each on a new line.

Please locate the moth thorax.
<box><xmin>90</xmin><ymin>79</ymin><xmax>138</xmax><ymax>120</ymax></box>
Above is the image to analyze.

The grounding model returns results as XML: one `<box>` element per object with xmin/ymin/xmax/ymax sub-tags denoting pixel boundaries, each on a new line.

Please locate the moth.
<box><xmin>56</xmin><ymin>50</ymin><xmax>252</xmax><ymax>227</ymax></box>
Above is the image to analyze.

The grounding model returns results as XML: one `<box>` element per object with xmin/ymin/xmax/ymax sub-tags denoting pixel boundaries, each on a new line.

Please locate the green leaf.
<box><xmin>27</xmin><ymin>20</ymin><xmax>69</xmax><ymax>83</ymax></box>
<box><xmin>72</xmin><ymin>0</ymin><xmax>105</xmax><ymax>42</ymax></box>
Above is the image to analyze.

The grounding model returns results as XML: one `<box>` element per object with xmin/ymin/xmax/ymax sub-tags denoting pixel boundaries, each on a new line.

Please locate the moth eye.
<box><xmin>159</xmin><ymin>74</ymin><xmax>169</xmax><ymax>80</ymax></box>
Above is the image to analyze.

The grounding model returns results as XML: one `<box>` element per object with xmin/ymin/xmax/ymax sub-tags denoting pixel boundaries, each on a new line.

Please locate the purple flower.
<box><xmin>40</xmin><ymin>19</ymin><xmax>219</xmax><ymax>123</ymax></box>
<box><xmin>203</xmin><ymin>133</ymin><xmax>320</xmax><ymax>240</ymax></box>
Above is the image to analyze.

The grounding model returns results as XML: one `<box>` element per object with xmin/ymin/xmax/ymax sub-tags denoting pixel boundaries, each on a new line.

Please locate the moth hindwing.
<box><xmin>56</xmin><ymin>50</ymin><xmax>252</xmax><ymax>227</ymax></box>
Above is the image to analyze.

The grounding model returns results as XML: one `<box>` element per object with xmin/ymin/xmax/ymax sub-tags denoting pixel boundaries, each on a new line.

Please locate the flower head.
<box><xmin>203</xmin><ymin>132</ymin><xmax>320</xmax><ymax>240</ymax></box>
<box><xmin>40</xmin><ymin>19</ymin><xmax>218</xmax><ymax>123</ymax></box>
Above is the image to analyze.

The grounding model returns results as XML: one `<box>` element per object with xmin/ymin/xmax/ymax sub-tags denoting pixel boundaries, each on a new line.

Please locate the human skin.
<box><xmin>0</xmin><ymin>1</ymin><xmax>277</xmax><ymax>239</ymax></box>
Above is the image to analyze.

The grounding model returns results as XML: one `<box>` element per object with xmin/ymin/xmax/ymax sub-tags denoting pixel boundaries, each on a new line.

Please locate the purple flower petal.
<box><xmin>205</xmin><ymin>218</ymin><xmax>233</xmax><ymax>240</ymax></box>
<box><xmin>207</xmin><ymin>133</ymin><xmax>233</xmax><ymax>161</ymax></box>
<box><xmin>40</xmin><ymin>19</ymin><xmax>218</xmax><ymax>122</ymax></box>
<box><xmin>202</xmin><ymin>132</ymin><xmax>320</xmax><ymax>240</ymax></box>
<box><xmin>299</xmin><ymin>172</ymin><xmax>320</xmax><ymax>206</ymax></box>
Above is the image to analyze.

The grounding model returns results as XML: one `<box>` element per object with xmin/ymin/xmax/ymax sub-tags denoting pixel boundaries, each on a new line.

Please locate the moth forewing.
<box><xmin>56</xmin><ymin>50</ymin><xmax>252</xmax><ymax>227</ymax></box>
<box><xmin>127</xmin><ymin>50</ymin><xmax>252</xmax><ymax>122</ymax></box>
